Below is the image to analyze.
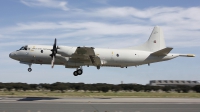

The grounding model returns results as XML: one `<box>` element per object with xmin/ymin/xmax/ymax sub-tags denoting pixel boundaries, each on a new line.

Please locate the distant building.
<box><xmin>149</xmin><ymin>80</ymin><xmax>200</xmax><ymax>87</ymax></box>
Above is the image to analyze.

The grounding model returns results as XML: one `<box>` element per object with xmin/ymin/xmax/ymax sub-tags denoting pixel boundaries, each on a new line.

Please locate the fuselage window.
<box><xmin>116</xmin><ymin>54</ymin><xmax>119</xmax><ymax>57</ymax></box>
<box><xmin>24</xmin><ymin>46</ymin><xmax>27</xmax><ymax>50</ymax></box>
<box><xmin>19</xmin><ymin>46</ymin><xmax>27</xmax><ymax>50</ymax></box>
<box><xmin>41</xmin><ymin>50</ymin><xmax>43</xmax><ymax>53</ymax></box>
<box><xmin>19</xmin><ymin>47</ymin><xmax>24</xmax><ymax>50</ymax></box>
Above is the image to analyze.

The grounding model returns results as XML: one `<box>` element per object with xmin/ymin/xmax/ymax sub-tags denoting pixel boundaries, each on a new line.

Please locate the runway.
<box><xmin>0</xmin><ymin>97</ymin><xmax>200</xmax><ymax>112</ymax></box>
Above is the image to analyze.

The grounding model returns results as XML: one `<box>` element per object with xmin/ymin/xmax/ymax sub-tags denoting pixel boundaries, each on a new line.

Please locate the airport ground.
<box><xmin>0</xmin><ymin>97</ymin><xmax>200</xmax><ymax>112</ymax></box>
<box><xmin>0</xmin><ymin>91</ymin><xmax>200</xmax><ymax>98</ymax></box>
<box><xmin>1</xmin><ymin>91</ymin><xmax>200</xmax><ymax>112</ymax></box>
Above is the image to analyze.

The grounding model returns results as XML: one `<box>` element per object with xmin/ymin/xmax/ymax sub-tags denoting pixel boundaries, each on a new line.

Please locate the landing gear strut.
<box><xmin>73</xmin><ymin>68</ymin><xmax>83</xmax><ymax>76</ymax></box>
<box><xmin>19</xmin><ymin>62</ymin><xmax>33</xmax><ymax>72</ymax></box>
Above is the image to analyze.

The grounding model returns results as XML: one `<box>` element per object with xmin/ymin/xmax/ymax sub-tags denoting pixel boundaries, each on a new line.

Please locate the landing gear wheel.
<box><xmin>28</xmin><ymin>68</ymin><xmax>32</xmax><ymax>72</ymax></box>
<box><xmin>77</xmin><ymin>69</ymin><xmax>83</xmax><ymax>75</ymax></box>
<box><xmin>73</xmin><ymin>71</ymin><xmax>78</xmax><ymax>76</ymax></box>
<box><xmin>97</xmin><ymin>66</ymin><xmax>100</xmax><ymax>69</ymax></box>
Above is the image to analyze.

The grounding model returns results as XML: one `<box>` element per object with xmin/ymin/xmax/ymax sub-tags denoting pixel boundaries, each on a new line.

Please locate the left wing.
<box><xmin>70</xmin><ymin>47</ymin><xmax>101</xmax><ymax>66</ymax></box>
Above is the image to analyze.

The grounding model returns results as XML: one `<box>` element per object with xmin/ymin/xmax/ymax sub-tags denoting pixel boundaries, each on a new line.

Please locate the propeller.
<box><xmin>50</xmin><ymin>38</ymin><xmax>57</xmax><ymax>68</ymax></box>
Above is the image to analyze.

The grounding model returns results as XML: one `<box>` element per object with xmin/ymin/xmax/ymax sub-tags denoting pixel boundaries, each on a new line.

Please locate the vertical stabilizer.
<box><xmin>130</xmin><ymin>26</ymin><xmax>166</xmax><ymax>52</ymax></box>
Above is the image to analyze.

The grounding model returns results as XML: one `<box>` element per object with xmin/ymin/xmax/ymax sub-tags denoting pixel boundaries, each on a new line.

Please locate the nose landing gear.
<box><xmin>28</xmin><ymin>63</ymin><xmax>32</xmax><ymax>72</ymax></box>
<box><xmin>28</xmin><ymin>68</ymin><xmax>32</xmax><ymax>72</ymax></box>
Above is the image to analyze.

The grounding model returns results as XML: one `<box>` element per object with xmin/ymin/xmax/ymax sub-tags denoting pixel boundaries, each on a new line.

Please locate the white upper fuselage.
<box><xmin>9</xmin><ymin>45</ymin><xmax>179</xmax><ymax>68</ymax></box>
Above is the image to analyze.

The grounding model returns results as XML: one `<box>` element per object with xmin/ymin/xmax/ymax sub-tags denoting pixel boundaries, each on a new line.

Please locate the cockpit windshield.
<box><xmin>19</xmin><ymin>45</ymin><xmax>28</xmax><ymax>50</ymax></box>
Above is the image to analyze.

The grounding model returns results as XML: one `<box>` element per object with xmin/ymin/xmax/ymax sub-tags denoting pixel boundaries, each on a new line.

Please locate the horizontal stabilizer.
<box><xmin>151</xmin><ymin>47</ymin><xmax>173</xmax><ymax>56</ymax></box>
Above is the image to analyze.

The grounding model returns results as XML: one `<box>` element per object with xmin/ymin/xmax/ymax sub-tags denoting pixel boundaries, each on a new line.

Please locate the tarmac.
<box><xmin>0</xmin><ymin>97</ymin><xmax>200</xmax><ymax>112</ymax></box>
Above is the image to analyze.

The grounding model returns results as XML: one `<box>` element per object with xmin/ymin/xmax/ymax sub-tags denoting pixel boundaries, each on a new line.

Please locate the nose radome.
<box><xmin>9</xmin><ymin>52</ymin><xmax>15</xmax><ymax>59</ymax></box>
<box><xmin>9</xmin><ymin>53</ymin><xmax>12</xmax><ymax>58</ymax></box>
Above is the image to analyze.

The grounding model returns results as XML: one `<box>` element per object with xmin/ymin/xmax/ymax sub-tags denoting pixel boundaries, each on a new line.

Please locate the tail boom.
<box><xmin>179</xmin><ymin>54</ymin><xmax>195</xmax><ymax>57</ymax></box>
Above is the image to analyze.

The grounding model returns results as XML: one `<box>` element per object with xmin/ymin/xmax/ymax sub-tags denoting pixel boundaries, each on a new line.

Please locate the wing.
<box><xmin>69</xmin><ymin>47</ymin><xmax>101</xmax><ymax>66</ymax></box>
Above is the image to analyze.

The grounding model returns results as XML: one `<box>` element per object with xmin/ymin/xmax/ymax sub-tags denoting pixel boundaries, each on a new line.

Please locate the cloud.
<box><xmin>90</xmin><ymin>0</ymin><xmax>110</xmax><ymax>5</ymax></box>
<box><xmin>68</xmin><ymin>6</ymin><xmax>200</xmax><ymax>27</ymax></box>
<box><xmin>41</xmin><ymin>6</ymin><xmax>200</xmax><ymax>31</ymax></box>
<box><xmin>92</xmin><ymin>7</ymin><xmax>183</xmax><ymax>18</ymax></box>
<box><xmin>1</xmin><ymin>2</ymin><xmax>199</xmax><ymax>84</ymax></box>
<box><xmin>0</xmin><ymin>21</ymin><xmax>151</xmax><ymax>48</ymax></box>
<box><xmin>20</xmin><ymin>0</ymin><xmax>69</xmax><ymax>11</ymax></box>
<box><xmin>1</xmin><ymin>6</ymin><xmax>200</xmax><ymax>48</ymax></box>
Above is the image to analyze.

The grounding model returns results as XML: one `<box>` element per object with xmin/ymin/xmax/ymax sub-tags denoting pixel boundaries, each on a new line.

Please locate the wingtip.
<box><xmin>179</xmin><ymin>54</ymin><xmax>195</xmax><ymax>57</ymax></box>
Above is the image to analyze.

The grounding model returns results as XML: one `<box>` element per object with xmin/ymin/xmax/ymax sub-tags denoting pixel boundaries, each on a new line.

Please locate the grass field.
<box><xmin>0</xmin><ymin>91</ymin><xmax>200</xmax><ymax>98</ymax></box>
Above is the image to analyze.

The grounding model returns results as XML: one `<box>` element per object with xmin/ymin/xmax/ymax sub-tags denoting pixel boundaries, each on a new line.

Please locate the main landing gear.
<box><xmin>73</xmin><ymin>68</ymin><xmax>83</xmax><ymax>76</ymax></box>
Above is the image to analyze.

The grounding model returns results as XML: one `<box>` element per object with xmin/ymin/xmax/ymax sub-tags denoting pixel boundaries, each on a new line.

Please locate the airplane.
<box><xmin>9</xmin><ymin>26</ymin><xmax>195</xmax><ymax>76</ymax></box>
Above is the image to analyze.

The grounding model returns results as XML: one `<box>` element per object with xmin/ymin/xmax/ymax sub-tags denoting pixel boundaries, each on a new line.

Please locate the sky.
<box><xmin>0</xmin><ymin>0</ymin><xmax>200</xmax><ymax>84</ymax></box>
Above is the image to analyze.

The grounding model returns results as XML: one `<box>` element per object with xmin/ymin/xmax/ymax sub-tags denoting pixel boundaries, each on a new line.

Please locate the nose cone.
<box><xmin>9</xmin><ymin>52</ymin><xmax>16</xmax><ymax>59</ymax></box>
<box><xmin>9</xmin><ymin>53</ymin><xmax>13</xmax><ymax>59</ymax></box>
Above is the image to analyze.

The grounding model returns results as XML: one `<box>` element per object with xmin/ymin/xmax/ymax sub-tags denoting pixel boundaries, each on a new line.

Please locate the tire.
<box><xmin>73</xmin><ymin>71</ymin><xmax>78</xmax><ymax>76</ymax></box>
<box><xmin>77</xmin><ymin>69</ymin><xmax>83</xmax><ymax>75</ymax></box>
<box><xmin>28</xmin><ymin>68</ymin><xmax>32</xmax><ymax>72</ymax></box>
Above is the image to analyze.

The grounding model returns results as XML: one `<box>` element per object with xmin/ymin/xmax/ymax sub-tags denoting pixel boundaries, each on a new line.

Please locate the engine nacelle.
<box><xmin>57</xmin><ymin>46</ymin><xmax>76</xmax><ymax>57</ymax></box>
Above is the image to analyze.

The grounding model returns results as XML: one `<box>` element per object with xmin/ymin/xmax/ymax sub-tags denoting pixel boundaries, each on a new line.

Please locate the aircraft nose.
<box><xmin>9</xmin><ymin>52</ymin><xmax>15</xmax><ymax>59</ymax></box>
<box><xmin>9</xmin><ymin>53</ymin><xmax>13</xmax><ymax>58</ymax></box>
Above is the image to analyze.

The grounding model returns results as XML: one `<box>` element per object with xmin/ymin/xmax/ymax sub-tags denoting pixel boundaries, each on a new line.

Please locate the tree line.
<box><xmin>0</xmin><ymin>82</ymin><xmax>200</xmax><ymax>93</ymax></box>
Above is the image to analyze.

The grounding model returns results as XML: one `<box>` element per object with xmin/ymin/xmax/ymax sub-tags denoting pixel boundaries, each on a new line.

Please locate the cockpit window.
<box><xmin>19</xmin><ymin>45</ymin><xmax>28</xmax><ymax>50</ymax></box>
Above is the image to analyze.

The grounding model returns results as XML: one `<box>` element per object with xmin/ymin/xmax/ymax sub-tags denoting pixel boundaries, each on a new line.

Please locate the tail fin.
<box><xmin>130</xmin><ymin>26</ymin><xmax>166</xmax><ymax>52</ymax></box>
